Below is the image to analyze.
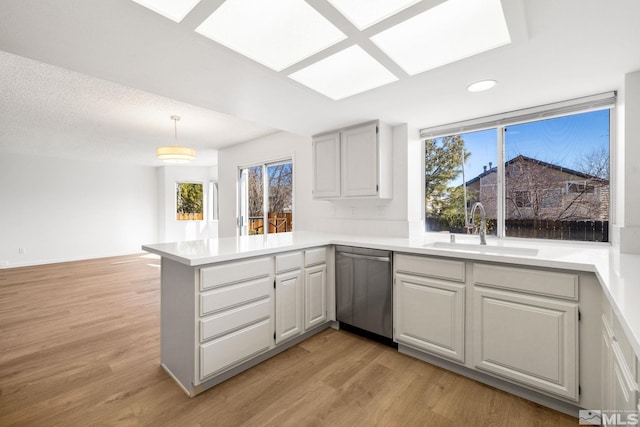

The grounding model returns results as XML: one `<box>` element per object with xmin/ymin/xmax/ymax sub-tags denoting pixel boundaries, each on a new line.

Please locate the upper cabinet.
<box><xmin>312</xmin><ymin>121</ymin><xmax>392</xmax><ymax>199</ymax></box>
<box><xmin>312</xmin><ymin>132</ymin><xmax>341</xmax><ymax>198</ymax></box>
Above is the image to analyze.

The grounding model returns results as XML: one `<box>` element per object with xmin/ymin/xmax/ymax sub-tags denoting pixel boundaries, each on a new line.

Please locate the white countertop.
<box><xmin>142</xmin><ymin>231</ymin><xmax>640</xmax><ymax>360</ymax></box>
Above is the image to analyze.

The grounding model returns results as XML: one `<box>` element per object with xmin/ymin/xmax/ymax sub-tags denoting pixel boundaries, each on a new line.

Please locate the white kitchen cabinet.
<box><xmin>312</xmin><ymin>132</ymin><xmax>341</xmax><ymax>198</ymax></box>
<box><xmin>275</xmin><ymin>252</ymin><xmax>304</xmax><ymax>344</ymax></box>
<box><xmin>601</xmin><ymin>301</ymin><xmax>639</xmax><ymax>425</ymax></box>
<box><xmin>311</xmin><ymin>120</ymin><xmax>391</xmax><ymax>199</ymax></box>
<box><xmin>197</xmin><ymin>257</ymin><xmax>274</xmax><ymax>382</ymax></box>
<box><xmin>304</xmin><ymin>247</ymin><xmax>328</xmax><ymax>330</ymax></box>
<box><xmin>304</xmin><ymin>264</ymin><xmax>327</xmax><ymax>330</ymax></box>
<box><xmin>473</xmin><ymin>286</ymin><xmax>579</xmax><ymax>401</ymax></box>
<box><xmin>394</xmin><ymin>254</ymin><xmax>466</xmax><ymax>363</ymax></box>
<box><xmin>341</xmin><ymin>123</ymin><xmax>379</xmax><ymax>197</ymax></box>
<box><xmin>395</xmin><ymin>272</ymin><xmax>465</xmax><ymax>363</ymax></box>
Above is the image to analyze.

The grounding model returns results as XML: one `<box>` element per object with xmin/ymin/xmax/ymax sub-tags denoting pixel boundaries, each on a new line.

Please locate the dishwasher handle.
<box><xmin>336</xmin><ymin>251</ymin><xmax>390</xmax><ymax>263</ymax></box>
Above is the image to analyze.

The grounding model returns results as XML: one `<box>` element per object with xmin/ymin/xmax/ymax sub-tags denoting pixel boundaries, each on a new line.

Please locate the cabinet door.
<box><xmin>395</xmin><ymin>273</ymin><xmax>465</xmax><ymax>362</ymax></box>
<box><xmin>474</xmin><ymin>287</ymin><xmax>579</xmax><ymax>401</ymax></box>
<box><xmin>341</xmin><ymin>123</ymin><xmax>378</xmax><ymax>197</ymax></box>
<box><xmin>275</xmin><ymin>270</ymin><xmax>303</xmax><ymax>344</ymax></box>
<box><xmin>312</xmin><ymin>132</ymin><xmax>341</xmax><ymax>198</ymax></box>
<box><xmin>304</xmin><ymin>264</ymin><xmax>327</xmax><ymax>330</ymax></box>
<box><xmin>611</xmin><ymin>341</ymin><xmax>639</xmax><ymax>416</ymax></box>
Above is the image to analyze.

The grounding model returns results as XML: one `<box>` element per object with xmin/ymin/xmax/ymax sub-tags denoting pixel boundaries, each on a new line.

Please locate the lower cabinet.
<box><xmin>275</xmin><ymin>269</ymin><xmax>304</xmax><ymax>344</ymax></box>
<box><xmin>187</xmin><ymin>247</ymin><xmax>330</xmax><ymax>391</ymax></box>
<box><xmin>395</xmin><ymin>272</ymin><xmax>465</xmax><ymax>362</ymax></box>
<box><xmin>197</xmin><ymin>258</ymin><xmax>274</xmax><ymax>382</ymax></box>
<box><xmin>304</xmin><ymin>264</ymin><xmax>327</xmax><ymax>330</ymax></box>
<box><xmin>473</xmin><ymin>286</ymin><xmax>579</xmax><ymax>401</ymax></box>
<box><xmin>394</xmin><ymin>254</ymin><xmax>584</xmax><ymax>404</ymax></box>
<box><xmin>602</xmin><ymin>303</ymin><xmax>639</xmax><ymax>425</ymax></box>
<box><xmin>394</xmin><ymin>254</ymin><xmax>466</xmax><ymax>363</ymax></box>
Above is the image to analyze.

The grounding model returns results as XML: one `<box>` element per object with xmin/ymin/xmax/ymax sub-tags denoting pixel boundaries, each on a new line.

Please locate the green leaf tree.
<box><xmin>177</xmin><ymin>183</ymin><xmax>203</xmax><ymax>215</ymax></box>
<box><xmin>425</xmin><ymin>135</ymin><xmax>470</xmax><ymax>228</ymax></box>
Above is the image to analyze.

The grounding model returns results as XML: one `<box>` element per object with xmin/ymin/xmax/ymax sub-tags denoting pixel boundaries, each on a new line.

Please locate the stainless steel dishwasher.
<box><xmin>336</xmin><ymin>246</ymin><xmax>393</xmax><ymax>343</ymax></box>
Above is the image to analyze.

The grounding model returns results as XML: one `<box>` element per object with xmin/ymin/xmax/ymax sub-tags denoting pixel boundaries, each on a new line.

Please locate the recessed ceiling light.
<box><xmin>370</xmin><ymin>0</ymin><xmax>511</xmax><ymax>76</ymax></box>
<box><xmin>130</xmin><ymin>0</ymin><xmax>201</xmax><ymax>23</ymax></box>
<box><xmin>196</xmin><ymin>0</ymin><xmax>346</xmax><ymax>72</ymax></box>
<box><xmin>467</xmin><ymin>80</ymin><xmax>497</xmax><ymax>92</ymax></box>
<box><xmin>288</xmin><ymin>45</ymin><xmax>398</xmax><ymax>100</ymax></box>
<box><xmin>327</xmin><ymin>0</ymin><xmax>422</xmax><ymax>30</ymax></box>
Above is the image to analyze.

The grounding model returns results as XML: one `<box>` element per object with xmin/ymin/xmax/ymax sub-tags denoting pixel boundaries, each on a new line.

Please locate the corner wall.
<box><xmin>617</xmin><ymin>70</ymin><xmax>640</xmax><ymax>253</ymax></box>
<box><xmin>217</xmin><ymin>125</ymin><xmax>421</xmax><ymax>238</ymax></box>
<box><xmin>0</xmin><ymin>153</ymin><xmax>158</xmax><ymax>267</ymax></box>
<box><xmin>157</xmin><ymin>164</ymin><xmax>218</xmax><ymax>243</ymax></box>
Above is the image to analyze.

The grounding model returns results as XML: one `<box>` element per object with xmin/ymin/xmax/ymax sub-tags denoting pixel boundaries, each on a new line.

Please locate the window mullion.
<box><xmin>262</xmin><ymin>164</ymin><xmax>269</xmax><ymax>235</ymax></box>
<box><xmin>497</xmin><ymin>126</ymin><xmax>505</xmax><ymax>238</ymax></box>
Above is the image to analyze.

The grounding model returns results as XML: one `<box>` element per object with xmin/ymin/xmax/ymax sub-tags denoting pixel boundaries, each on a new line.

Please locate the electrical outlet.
<box><xmin>351</xmin><ymin>207</ymin><xmax>357</xmax><ymax>217</ymax></box>
<box><xmin>18</xmin><ymin>248</ymin><xmax>25</xmax><ymax>254</ymax></box>
<box><xmin>377</xmin><ymin>206</ymin><xmax>386</xmax><ymax>217</ymax></box>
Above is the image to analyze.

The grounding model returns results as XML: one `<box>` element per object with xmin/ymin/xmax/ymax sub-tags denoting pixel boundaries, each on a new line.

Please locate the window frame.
<box><xmin>420</xmin><ymin>92</ymin><xmax>615</xmax><ymax>241</ymax></box>
<box><xmin>175</xmin><ymin>181</ymin><xmax>204</xmax><ymax>221</ymax></box>
<box><xmin>237</xmin><ymin>156</ymin><xmax>294</xmax><ymax>236</ymax></box>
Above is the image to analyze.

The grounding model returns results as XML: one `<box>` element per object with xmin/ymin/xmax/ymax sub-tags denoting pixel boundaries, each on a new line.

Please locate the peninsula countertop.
<box><xmin>142</xmin><ymin>231</ymin><xmax>640</xmax><ymax>360</ymax></box>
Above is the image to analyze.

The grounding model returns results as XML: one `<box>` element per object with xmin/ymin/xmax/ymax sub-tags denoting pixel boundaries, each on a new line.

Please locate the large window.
<box><xmin>239</xmin><ymin>160</ymin><xmax>293</xmax><ymax>235</ymax></box>
<box><xmin>422</xmin><ymin>93</ymin><xmax>612</xmax><ymax>242</ymax></box>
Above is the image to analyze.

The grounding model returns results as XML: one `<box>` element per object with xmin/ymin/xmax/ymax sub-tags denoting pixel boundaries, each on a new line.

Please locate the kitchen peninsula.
<box><xmin>143</xmin><ymin>231</ymin><xmax>640</xmax><ymax>417</ymax></box>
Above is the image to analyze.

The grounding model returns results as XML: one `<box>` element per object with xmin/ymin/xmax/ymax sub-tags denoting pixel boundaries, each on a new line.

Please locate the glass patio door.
<box><xmin>239</xmin><ymin>160</ymin><xmax>292</xmax><ymax>236</ymax></box>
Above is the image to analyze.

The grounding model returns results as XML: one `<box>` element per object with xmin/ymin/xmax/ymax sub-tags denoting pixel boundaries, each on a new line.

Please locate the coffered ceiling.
<box><xmin>0</xmin><ymin>0</ymin><xmax>639</xmax><ymax>165</ymax></box>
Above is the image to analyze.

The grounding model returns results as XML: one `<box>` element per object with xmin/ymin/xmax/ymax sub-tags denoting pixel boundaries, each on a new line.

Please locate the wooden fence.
<box><xmin>504</xmin><ymin>219</ymin><xmax>608</xmax><ymax>242</ymax></box>
<box><xmin>249</xmin><ymin>213</ymin><xmax>292</xmax><ymax>234</ymax></box>
<box><xmin>426</xmin><ymin>217</ymin><xmax>609</xmax><ymax>242</ymax></box>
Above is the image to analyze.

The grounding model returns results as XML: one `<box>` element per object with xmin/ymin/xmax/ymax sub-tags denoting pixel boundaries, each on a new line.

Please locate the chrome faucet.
<box><xmin>469</xmin><ymin>202</ymin><xmax>487</xmax><ymax>245</ymax></box>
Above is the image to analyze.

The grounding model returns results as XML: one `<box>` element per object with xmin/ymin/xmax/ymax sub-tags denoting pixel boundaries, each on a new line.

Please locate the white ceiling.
<box><xmin>1</xmin><ymin>0</ymin><xmax>639</xmax><ymax>166</ymax></box>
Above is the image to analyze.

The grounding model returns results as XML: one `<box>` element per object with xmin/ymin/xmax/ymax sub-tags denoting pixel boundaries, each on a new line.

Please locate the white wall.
<box><xmin>618</xmin><ymin>69</ymin><xmax>640</xmax><ymax>253</ymax></box>
<box><xmin>0</xmin><ymin>153</ymin><xmax>157</xmax><ymax>267</ymax></box>
<box><xmin>157</xmin><ymin>164</ymin><xmax>218</xmax><ymax>243</ymax></box>
<box><xmin>218</xmin><ymin>131</ymin><xmax>313</xmax><ymax>238</ymax></box>
<box><xmin>217</xmin><ymin>125</ymin><xmax>420</xmax><ymax>238</ymax></box>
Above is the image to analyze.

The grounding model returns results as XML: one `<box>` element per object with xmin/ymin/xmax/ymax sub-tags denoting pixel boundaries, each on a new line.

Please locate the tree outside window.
<box><xmin>176</xmin><ymin>182</ymin><xmax>203</xmax><ymax>220</ymax></box>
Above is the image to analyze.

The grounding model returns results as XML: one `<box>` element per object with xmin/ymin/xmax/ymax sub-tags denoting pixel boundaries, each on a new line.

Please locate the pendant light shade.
<box><xmin>156</xmin><ymin>146</ymin><xmax>196</xmax><ymax>162</ymax></box>
<box><xmin>157</xmin><ymin>115</ymin><xmax>196</xmax><ymax>163</ymax></box>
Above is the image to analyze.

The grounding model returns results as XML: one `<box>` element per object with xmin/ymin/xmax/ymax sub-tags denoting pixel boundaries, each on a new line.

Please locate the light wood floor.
<box><xmin>0</xmin><ymin>254</ymin><xmax>578</xmax><ymax>426</ymax></box>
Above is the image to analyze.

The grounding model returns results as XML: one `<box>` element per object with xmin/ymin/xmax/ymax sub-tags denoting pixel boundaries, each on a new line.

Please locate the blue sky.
<box><xmin>455</xmin><ymin>109</ymin><xmax>610</xmax><ymax>184</ymax></box>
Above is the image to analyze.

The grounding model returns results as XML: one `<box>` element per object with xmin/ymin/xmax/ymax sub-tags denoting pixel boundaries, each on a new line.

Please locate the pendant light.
<box><xmin>156</xmin><ymin>115</ymin><xmax>196</xmax><ymax>163</ymax></box>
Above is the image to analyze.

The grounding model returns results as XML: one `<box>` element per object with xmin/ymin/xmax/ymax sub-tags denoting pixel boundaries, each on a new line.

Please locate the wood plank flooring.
<box><xmin>0</xmin><ymin>254</ymin><xmax>578</xmax><ymax>426</ymax></box>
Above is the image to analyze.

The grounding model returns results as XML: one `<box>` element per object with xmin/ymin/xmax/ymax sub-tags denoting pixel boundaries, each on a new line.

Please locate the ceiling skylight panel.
<box><xmin>370</xmin><ymin>0</ymin><xmax>511</xmax><ymax>76</ymax></box>
<box><xmin>288</xmin><ymin>45</ymin><xmax>398</xmax><ymax>100</ymax></box>
<box><xmin>130</xmin><ymin>0</ymin><xmax>201</xmax><ymax>23</ymax></box>
<box><xmin>195</xmin><ymin>0</ymin><xmax>347</xmax><ymax>72</ymax></box>
<box><xmin>327</xmin><ymin>0</ymin><xmax>422</xmax><ymax>30</ymax></box>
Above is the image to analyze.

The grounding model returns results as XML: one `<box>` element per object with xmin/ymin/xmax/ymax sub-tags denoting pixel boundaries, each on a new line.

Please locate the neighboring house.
<box><xmin>465</xmin><ymin>155</ymin><xmax>609</xmax><ymax>221</ymax></box>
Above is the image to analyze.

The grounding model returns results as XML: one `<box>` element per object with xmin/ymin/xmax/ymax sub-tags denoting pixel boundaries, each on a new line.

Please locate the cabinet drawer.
<box><xmin>199</xmin><ymin>319</ymin><xmax>272</xmax><ymax>380</ymax></box>
<box><xmin>473</xmin><ymin>263</ymin><xmax>578</xmax><ymax>300</ymax></box>
<box><xmin>200</xmin><ymin>257</ymin><xmax>272</xmax><ymax>291</ymax></box>
<box><xmin>305</xmin><ymin>247</ymin><xmax>327</xmax><ymax>267</ymax></box>
<box><xmin>275</xmin><ymin>251</ymin><xmax>303</xmax><ymax>274</ymax></box>
<box><xmin>395</xmin><ymin>254</ymin><xmax>465</xmax><ymax>282</ymax></box>
<box><xmin>200</xmin><ymin>298</ymin><xmax>271</xmax><ymax>343</ymax></box>
<box><xmin>200</xmin><ymin>277</ymin><xmax>272</xmax><ymax>317</ymax></box>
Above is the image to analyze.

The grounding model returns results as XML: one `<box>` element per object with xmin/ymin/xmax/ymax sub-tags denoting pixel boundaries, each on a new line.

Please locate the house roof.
<box><xmin>465</xmin><ymin>155</ymin><xmax>609</xmax><ymax>186</ymax></box>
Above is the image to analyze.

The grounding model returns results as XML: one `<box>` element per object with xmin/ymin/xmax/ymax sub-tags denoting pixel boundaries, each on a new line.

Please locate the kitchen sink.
<box><xmin>424</xmin><ymin>241</ymin><xmax>539</xmax><ymax>256</ymax></box>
